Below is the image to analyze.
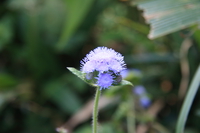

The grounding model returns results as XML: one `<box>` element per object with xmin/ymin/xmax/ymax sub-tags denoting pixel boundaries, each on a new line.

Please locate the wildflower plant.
<box><xmin>67</xmin><ymin>47</ymin><xmax>132</xmax><ymax>133</ymax></box>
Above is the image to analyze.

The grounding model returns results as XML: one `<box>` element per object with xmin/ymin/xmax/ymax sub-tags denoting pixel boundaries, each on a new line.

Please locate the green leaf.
<box><xmin>43</xmin><ymin>80</ymin><xmax>82</xmax><ymax>113</ymax></box>
<box><xmin>67</xmin><ymin>67</ymin><xmax>85</xmax><ymax>81</ymax></box>
<box><xmin>0</xmin><ymin>73</ymin><xmax>18</xmax><ymax>89</ymax></box>
<box><xmin>118</xmin><ymin>80</ymin><xmax>133</xmax><ymax>87</ymax></box>
<box><xmin>0</xmin><ymin>15</ymin><xmax>13</xmax><ymax>51</ymax></box>
<box><xmin>193</xmin><ymin>29</ymin><xmax>200</xmax><ymax>49</ymax></box>
<box><xmin>134</xmin><ymin>0</ymin><xmax>200</xmax><ymax>39</ymax></box>
<box><xmin>57</xmin><ymin>0</ymin><xmax>94</xmax><ymax>50</ymax></box>
<box><xmin>176</xmin><ymin>64</ymin><xmax>200</xmax><ymax>133</ymax></box>
<box><xmin>67</xmin><ymin>67</ymin><xmax>97</xmax><ymax>87</ymax></box>
<box><xmin>74</xmin><ymin>125</ymin><xmax>91</xmax><ymax>133</ymax></box>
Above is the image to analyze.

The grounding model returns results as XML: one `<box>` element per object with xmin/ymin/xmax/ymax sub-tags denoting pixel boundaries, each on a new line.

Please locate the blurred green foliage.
<box><xmin>0</xmin><ymin>0</ymin><xmax>199</xmax><ymax>133</ymax></box>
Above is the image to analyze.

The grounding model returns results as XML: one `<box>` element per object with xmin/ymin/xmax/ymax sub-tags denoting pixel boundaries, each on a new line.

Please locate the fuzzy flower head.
<box><xmin>96</xmin><ymin>73</ymin><xmax>114</xmax><ymax>90</ymax></box>
<box><xmin>81</xmin><ymin>47</ymin><xmax>126</xmax><ymax>73</ymax></box>
<box><xmin>80</xmin><ymin>47</ymin><xmax>126</xmax><ymax>89</ymax></box>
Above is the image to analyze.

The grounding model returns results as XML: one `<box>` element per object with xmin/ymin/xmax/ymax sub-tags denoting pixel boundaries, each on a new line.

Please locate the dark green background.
<box><xmin>0</xmin><ymin>0</ymin><xmax>199</xmax><ymax>133</ymax></box>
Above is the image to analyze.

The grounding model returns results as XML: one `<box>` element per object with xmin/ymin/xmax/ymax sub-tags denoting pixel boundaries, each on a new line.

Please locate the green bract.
<box><xmin>67</xmin><ymin>67</ymin><xmax>133</xmax><ymax>88</ymax></box>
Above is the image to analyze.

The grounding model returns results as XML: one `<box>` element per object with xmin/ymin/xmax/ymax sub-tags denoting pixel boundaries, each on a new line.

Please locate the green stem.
<box><xmin>127</xmin><ymin>94</ymin><xmax>135</xmax><ymax>133</ymax></box>
<box><xmin>176</xmin><ymin>64</ymin><xmax>200</xmax><ymax>133</ymax></box>
<box><xmin>93</xmin><ymin>87</ymin><xmax>101</xmax><ymax>133</ymax></box>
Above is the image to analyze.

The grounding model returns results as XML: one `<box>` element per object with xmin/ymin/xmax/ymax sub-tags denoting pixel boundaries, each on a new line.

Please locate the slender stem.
<box><xmin>93</xmin><ymin>87</ymin><xmax>101</xmax><ymax>133</ymax></box>
<box><xmin>176</xmin><ymin>64</ymin><xmax>200</xmax><ymax>133</ymax></box>
<box><xmin>127</xmin><ymin>94</ymin><xmax>135</xmax><ymax>133</ymax></box>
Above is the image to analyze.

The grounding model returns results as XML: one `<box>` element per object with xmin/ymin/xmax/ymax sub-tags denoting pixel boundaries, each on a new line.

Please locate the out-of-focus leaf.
<box><xmin>63</xmin><ymin>74</ymin><xmax>87</xmax><ymax>92</ymax></box>
<box><xmin>0</xmin><ymin>15</ymin><xmax>13</xmax><ymax>51</ymax></box>
<box><xmin>23</xmin><ymin>112</ymin><xmax>55</xmax><ymax>133</ymax></box>
<box><xmin>57</xmin><ymin>0</ymin><xmax>94</xmax><ymax>50</ymax></box>
<box><xmin>99</xmin><ymin>122</ymin><xmax>123</xmax><ymax>133</ymax></box>
<box><xmin>97</xmin><ymin>3</ymin><xmax>149</xmax><ymax>34</ymax></box>
<box><xmin>9</xmin><ymin>0</ymin><xmax>66</xmax><ymax>46</ymax></box>
<box><xmin>55</xmin><ymin>88</ymin><xmax>82</xmax><ymax>113</ymax></box>
<box><xmin>0</xmin><ymin>74</ymin><xmax>18</xmax><ymax>89</ymax></box>
<box><xmin>193</xmin><ymin>29</ymin><xmax>200</xmax><ymax>49</ymax></box>
<box><xmin>0</xmin><ymin>91</ymin><xmax>16</xmax><ymax>112</ymax></box>
<box><xmin>74</xmin><ymin>125</ymin><xmax>91</xmax><ymax>133</ymax></box>
<box><xmin>176</xmin><ymin>65</ymin><xmax>200</xmax><ymax>133</ymax></box>
<box><xmin>125</xmin><ymin>53</ymin><xmax>178</xmax><ymax>64</ymax></box>
<box><xmin>23</xmin><ymin>13</ymin><xmax>61</xmax><ymax>80</ymax></box>
<box><xmin>115</xmin><ymin>17</ymin><xmax>149</xmax><ymax>34</ymax></box>
<box><xmin>133</xmin><ymin>0</ymin><xmax>200</xmax><ymax>39</ymax></box>
<box><xmin>43</xmin><ymin>80</ymin><xmax>82</xmax><ymax>114</ymax></box>
<box><xmin>184</xmin><ymin>128</ymin><xmax>199</xmax><ymax>133</ymax></box>
<box><xmin>113</xmin><ymin>102</ymin><xmax>128</xmax><ymax>121</ymax></box>
<box><xmin>8</xmin><ymin>0</ymin><xmax>63</xmax><ymax>80</ymax></box>
<box><xmin>40</xmin><ymin>0</ymin><xmax>66</xmax><ymax>45</ymax></box>
<box><xmin>97</xmin><ymin>25</ymin><xmax>153</xmax><ymax>47</ymax></box>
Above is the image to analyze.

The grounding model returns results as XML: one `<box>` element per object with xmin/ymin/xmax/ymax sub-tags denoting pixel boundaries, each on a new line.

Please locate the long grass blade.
<box><xmin>176</xmin><ymin>64</ymin><xmax>200</xmax><ymax>133</ymax></box>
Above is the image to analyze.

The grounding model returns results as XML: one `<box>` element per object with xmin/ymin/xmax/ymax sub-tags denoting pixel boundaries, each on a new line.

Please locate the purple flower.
<box><xmin>96</xmin><ymin>73</ymin><xmax>114</xmax><ymax>90</ymax></box>
<box><xmin>80</xmin><ymin>47</ymin><xmax>126</xmax><ymax>89</ymax></box>
<box><xmin>81</xmin><ymin>47</ymin><xmax>126</xmax><ymax>73</ymax></box>
<box><xmin>121</xmin><ymin>68</ymin><xmax>142</xmax><ymax>79</ymax></box>
<box><xmin>133</xmin><ymin>85</ymin><xmax>146</xmax><ymax>95</ymax></box>
<box><xmin>139</xmin><ymin>96</ymin><xmax>151</xmax><ymax>108</ymax></box>
<box><xmin>121</xmin><ymin>69</ymin><xmax>129</xmax><ymax>78</ymax></box>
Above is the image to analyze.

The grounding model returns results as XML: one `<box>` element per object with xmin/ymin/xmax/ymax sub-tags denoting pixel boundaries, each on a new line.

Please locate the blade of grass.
<box><xmin>176</xmin><ymin>64</ymin><xmax>200</xmax><ymax>133</ymax></box>
<box><xmin>57</xmin><ymin>0</ymin><xmax>94</xmax><ymax>50</ymax></box>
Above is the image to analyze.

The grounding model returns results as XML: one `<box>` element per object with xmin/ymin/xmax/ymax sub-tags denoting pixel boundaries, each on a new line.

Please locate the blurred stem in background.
<box><xmin>178</xmin><ymin>28</ymin><xmax>196</xmax><ymax>100</ymax></box>
<box><xmin>178</xmin><ymin>38</ymin><xmax>192</xmax><ymax>100</ymax></box>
